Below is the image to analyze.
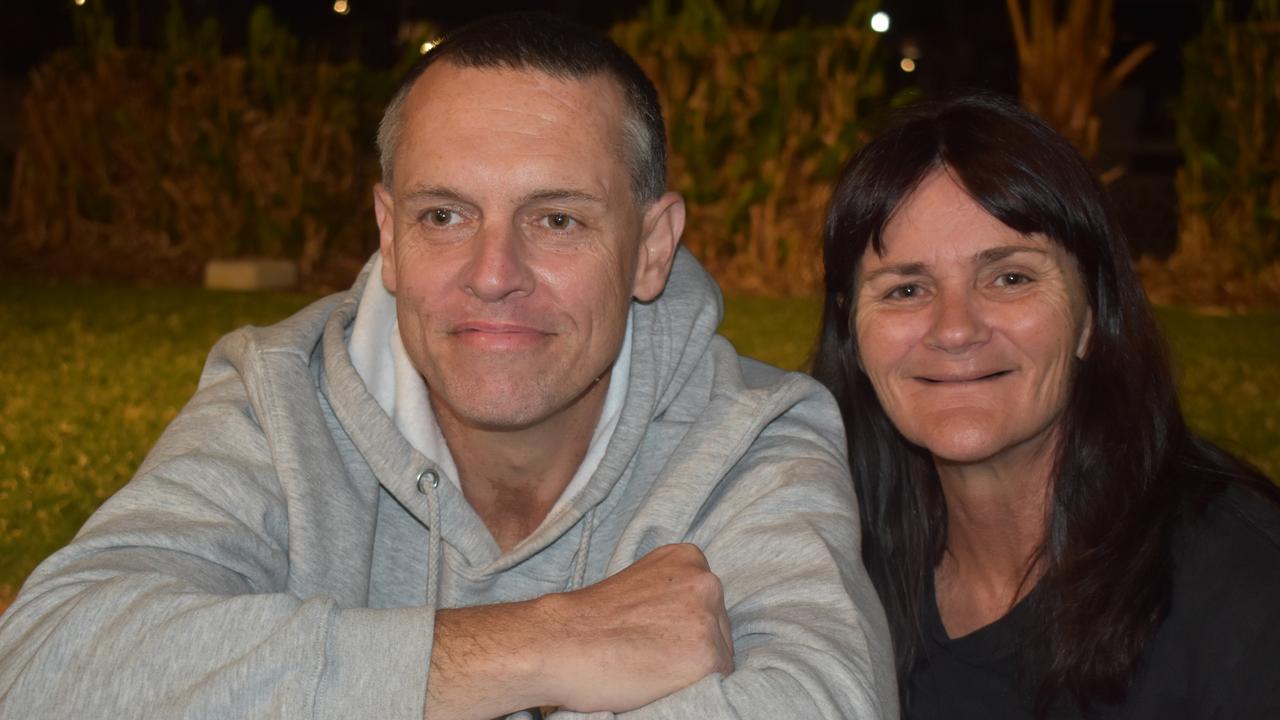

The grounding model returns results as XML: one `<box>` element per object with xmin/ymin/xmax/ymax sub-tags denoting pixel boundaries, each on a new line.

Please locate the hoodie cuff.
<box><xmin>314</xmin><ymin>606</ymin><xmax>437</xmax><ymax>720</ymax></box>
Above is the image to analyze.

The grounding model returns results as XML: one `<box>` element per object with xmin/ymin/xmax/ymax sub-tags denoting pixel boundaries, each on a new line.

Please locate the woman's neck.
<box><xmin>933</xmin><ymin>438</ymin><xmax>1056</xmax><ymax>637</ymax></box>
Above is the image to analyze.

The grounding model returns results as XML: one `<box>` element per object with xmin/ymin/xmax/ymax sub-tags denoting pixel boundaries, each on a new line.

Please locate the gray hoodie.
<box><xmin>0</xmin><ymin>250</ymin><xmax>896</xmax><ymax>718</ymax></box>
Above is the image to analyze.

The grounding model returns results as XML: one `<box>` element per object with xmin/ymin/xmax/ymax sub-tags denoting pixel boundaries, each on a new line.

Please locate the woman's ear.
<box><xmin>1076</xmin><ymin>307</ymin><xmax>1094</xmax><ymax>360</ymax></box>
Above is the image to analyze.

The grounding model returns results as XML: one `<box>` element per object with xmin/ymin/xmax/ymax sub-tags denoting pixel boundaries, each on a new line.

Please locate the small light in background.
<box><xmin>74</xmin><ymin>0</ymin><xmax>87</xmax><ymax>6</ymax></box>
<box><xmin>333</xmin><ymin>0</ymin><xmax>350</xmax><ymax>15</ymax></box>
<box><xmin>870</xmin><ymin>12</ymin><xmax>890</xmax><ymax>33</ymax></box>
<box><xmin>420</xmin><ymin>40</ymin><xmax>437</xmax><ymax>55</ymax></box>
<box><xmin>900</xmin><ymin>58</ymin><xmax>917</xmax><ymax>73</ymax></box>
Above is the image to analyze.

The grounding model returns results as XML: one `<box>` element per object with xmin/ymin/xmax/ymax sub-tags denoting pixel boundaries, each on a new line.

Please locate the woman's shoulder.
<box><xmin>1151</xmin><ymin>479</ymin><xmax>1280</xmax><ymax>651</ymax></box>
<box><xmin>1115</xmin><ymin>481</ymin><xmax>1280</xmax><ymax>717</ymax></box>
<box><xmin>1176</xmin><ymin>480</ymin><xmax>1280</xmax><ymax>577</ymax></box>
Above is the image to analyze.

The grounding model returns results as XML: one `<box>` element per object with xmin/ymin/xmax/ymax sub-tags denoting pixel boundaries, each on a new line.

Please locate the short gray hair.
<box><xmin>375</xmin><ymin>13</ymin><xmax>667</xmax><ymax>205</ymax></box>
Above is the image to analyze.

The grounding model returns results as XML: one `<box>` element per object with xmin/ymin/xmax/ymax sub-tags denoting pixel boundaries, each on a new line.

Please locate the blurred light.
<box><xmin>420</xmin><ymin>41</ymin><xmax>437</xmax><ymax>55</ymax></box>
<box><xmin>333</xmin><ymin>0</ymin><xmax>349</xmax><ymax>15</ymax></box>
<box><xmin>74</xmin><ymin>0</ymin><xmax>87</xmax><ymax>5</ymax></box>
<box><xmin>870</xmin><ymin>12</ymin><xmax>890</xmax><ymax>33</ymax></box>
<box><xmin>900</xmin><ymin>58</ymin><xmax>917</xmax><ymax>73</ymax></box>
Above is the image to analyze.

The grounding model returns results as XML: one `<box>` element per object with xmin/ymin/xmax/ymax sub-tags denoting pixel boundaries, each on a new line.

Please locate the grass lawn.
<box><xmin>2</xmin><ymin>282</ymin><xmax>1277</xmax><ymax>606</ymax></box>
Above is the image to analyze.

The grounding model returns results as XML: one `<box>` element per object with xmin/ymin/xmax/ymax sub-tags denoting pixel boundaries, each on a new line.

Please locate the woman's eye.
<box><xmin>886</xmin><ymin>284</ymin><xmax>921</xmax><ymax>300</ymax></box>
<box><xmin>995</xmin><ymin>272</ymin><xmax>1031</xmax><ymax>286</ymax></box>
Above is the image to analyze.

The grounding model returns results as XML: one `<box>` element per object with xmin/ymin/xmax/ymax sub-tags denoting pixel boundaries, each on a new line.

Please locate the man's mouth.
<box><xmin>449</xmin><ymin>321</ymin><xmax>552</xmax><ymax>349</ymax></box>
<box><xmin>452</xmin><ymin>321</ymin><xmax>546</xmax><ymax>335</ymax></box>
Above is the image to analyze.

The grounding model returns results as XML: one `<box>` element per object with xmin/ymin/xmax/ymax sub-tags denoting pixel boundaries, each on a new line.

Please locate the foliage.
<box><xmin>614</xmin><ymin>0</ymin><xmax>892</xmax><ymax>294</ymax></box>
<box><xmin>1005</xmin><ymin>0</ymin><xmax>1154</xmax><ymax>162</ymax></box>
<box><xmin>1166</xmin><ymin>0</ymin><xmax>1280</xmax><ymax>305</ymax></box>
<box><xmin>1</xmin><ymin>282</ymin><xmax>1277</xmax><ymax>608</ymax></box>
<box><xmin>4</xmin><ymin>5</ymin><xmax>390</xmax><ymax>284</ymax></box>
<box><xmin>5</xmin><ymin>2</ymin><xmax>891</xmax><ymax>295</ymax></box>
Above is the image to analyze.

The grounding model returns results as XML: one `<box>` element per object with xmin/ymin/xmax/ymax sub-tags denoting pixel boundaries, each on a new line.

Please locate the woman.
<box><xmin>812</xmin><ymin>94</ymin><xmax>1280</xmax><ymax>719</ymax></box>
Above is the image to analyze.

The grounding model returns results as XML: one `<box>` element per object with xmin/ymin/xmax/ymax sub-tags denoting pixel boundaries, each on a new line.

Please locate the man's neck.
<box><xmin>433</xmin><ymin>371</ymin><xmax>612</xmax><ymax>553</ymax></box>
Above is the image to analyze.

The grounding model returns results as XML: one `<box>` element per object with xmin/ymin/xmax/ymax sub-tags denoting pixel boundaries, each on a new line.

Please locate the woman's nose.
<box><xmin>924</xmin><ymin>291</ymin><xmax>989</xmax><ymax>353</ymax></box>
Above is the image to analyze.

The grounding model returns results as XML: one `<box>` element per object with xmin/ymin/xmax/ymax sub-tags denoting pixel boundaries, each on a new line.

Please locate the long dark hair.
<box><xmin>812</xmin><ymin>94</ymin><xmax>1276</xmax><ymax>715</ymax></box>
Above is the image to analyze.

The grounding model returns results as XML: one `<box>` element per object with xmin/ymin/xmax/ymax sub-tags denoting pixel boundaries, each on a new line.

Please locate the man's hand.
<box><xmin>424</xmin><ymin>543</ymin><xmax>733</xmax><ymax>720</ymax></box>
<box><xmin>542</xmin><ymin>542</ymin><xmax>735</xmax><ymax>713</ymax></box>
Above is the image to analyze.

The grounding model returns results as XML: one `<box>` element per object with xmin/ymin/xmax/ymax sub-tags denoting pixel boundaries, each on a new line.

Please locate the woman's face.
<box><xmin>853</xmin><ymin>169</ymin><xmax>1092</xmax><ymax>467</ymax></box>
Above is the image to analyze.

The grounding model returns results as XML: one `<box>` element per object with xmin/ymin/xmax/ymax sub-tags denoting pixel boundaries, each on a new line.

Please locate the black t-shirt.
<box><xmin>905</xmin><ymin>485</ymin><xmax>1280</xmax><ymax>719</ymax></box>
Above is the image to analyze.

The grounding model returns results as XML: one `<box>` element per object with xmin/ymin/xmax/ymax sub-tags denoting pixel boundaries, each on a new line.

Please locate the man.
<box><xmin>0</xmin><ymin>13</ymin><xmax>894</xmax><ymax>719</ymax></box>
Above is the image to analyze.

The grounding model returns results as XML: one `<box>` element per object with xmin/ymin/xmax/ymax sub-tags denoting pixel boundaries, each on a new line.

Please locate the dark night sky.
<box><xmin>1</xmin><ymin>0</ymin><xmax>1205</xmax><ymax>85</ymax></box>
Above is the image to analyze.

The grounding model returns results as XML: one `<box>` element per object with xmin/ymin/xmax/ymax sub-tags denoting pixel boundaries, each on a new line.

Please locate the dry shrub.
<box><xmin>6</xmin><ymin>4</ymin><xmax>888</xmax><ymax>295</ymax></box>
<box><xmin>1005</xmin><ymin>0</ymin><xmax>1153</xmax><ymax>162</ymax></box>
<box><xmin>5</xmin><ymin>12</ymin><xmax>382</xmax><ymax>285</ymax></box>
<box><xmin>615</xmin><ymin>0</ymin><xmax>888</xmax><ymax>295</ymax></box>
<box><xmin>1162</xmin><ymin>1</ymin><xmax>1280</xmax><ymax>308</ymax></box>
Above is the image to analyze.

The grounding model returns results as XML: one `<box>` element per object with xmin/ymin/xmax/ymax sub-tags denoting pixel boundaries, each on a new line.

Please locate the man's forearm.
<box><xmin>425</xmin><ymin>600</ymin><xmax>556</xmax><ymax>720</ymax></box>
<box><xmin>423</xmin><ymin>543</ymin><xmax>733</xmax><ymax>719</ymax></box>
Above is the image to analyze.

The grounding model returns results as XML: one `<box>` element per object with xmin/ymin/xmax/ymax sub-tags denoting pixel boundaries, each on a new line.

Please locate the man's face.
<box><xmin>374</xmin><ymin>63</ymin><xmax>682</xmax><ymax>433</ymax></box>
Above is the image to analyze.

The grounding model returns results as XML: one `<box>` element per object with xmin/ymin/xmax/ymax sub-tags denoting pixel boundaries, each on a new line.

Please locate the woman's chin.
<box><xmin>911</xmin><ymin>421</ymin><xmax>1061</xmax><ymax>472</ymax></box>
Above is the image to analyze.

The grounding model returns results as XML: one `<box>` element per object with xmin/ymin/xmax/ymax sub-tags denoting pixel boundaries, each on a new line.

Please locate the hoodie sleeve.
<box><xmin>555</xmin><ymin>380</ymin><xmax>899</xmax><ymax>720</ymax></box>
<box><xmin>0</xmin><ymin>358</ymin><xmax>437</xmax><ymax>719</ymax></box>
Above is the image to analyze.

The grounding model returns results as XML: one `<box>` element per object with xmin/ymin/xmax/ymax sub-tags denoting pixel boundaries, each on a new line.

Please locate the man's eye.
<box><xmin>425</xmin><ymin>208</ymin><xmax>459</xmax><ymax>227</ymax></box>
<box><xmin>995</xmin><ymin>272</ymin><xmax>1031</xmax><ymax>287</ymax></box>
<box><xmin>542</xmin><ymin>212</ymin><xmax>576</xmax><ymax>230</ymax></box>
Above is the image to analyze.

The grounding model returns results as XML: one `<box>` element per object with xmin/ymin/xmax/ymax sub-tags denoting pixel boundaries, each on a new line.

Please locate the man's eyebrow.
<box><xmin>401</xmin><ymin>185</ymin><xmax>467</xmax><ymax>204</ymax></box>
<box><xmin>518</xmin><ymin>189</ymin><xmax>606</xmax><ymax>205</ymax></box>
<box><xmin>398</xmin><ymin>187</ymin><xmax>606</xmax><ymax>206</ymax></box>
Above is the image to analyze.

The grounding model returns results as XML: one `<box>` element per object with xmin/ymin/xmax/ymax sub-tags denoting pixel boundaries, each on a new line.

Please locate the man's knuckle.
<box><xmin>689</xmin><ymin>568</ymin><xmax>722</xmax><ymax>597</ymax></box>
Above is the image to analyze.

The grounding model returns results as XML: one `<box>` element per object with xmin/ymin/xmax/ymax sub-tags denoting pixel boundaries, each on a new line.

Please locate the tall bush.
<box><xmin>5</xmin><ymin>6</ymin><xmax>389</xmax><ymax>283</ymax></box>
<box><xmin>6</xmin><ymin>3</ymin><xmax>889</xmax><ymax>294</ymax></box>
<box><xmin>615</xmin><ymin>0</ymin><xmax>889</xmax><ymax>295</ymax></box>
<box><xmin>1168</xmin><ymin>0</ymin><xmax>1280</xmax><ymax>303</ymax></box>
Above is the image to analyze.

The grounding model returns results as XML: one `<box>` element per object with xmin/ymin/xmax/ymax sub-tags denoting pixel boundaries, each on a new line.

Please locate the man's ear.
<box><xmin>373</xmin><ymin>183</ymin><xmax>398</xmax><ymax>293</ymax></box>
<box><xmin>632</xmin><ymin>191</ymin><xmax>685</xmax><ymax>302</ymax></box>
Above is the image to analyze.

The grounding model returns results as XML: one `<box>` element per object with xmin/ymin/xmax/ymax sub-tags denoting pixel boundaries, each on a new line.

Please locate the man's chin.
<box><xmin>429</xmin><ymin>387</ymin><xmax>561</xmax><ymax>433</ymax></box>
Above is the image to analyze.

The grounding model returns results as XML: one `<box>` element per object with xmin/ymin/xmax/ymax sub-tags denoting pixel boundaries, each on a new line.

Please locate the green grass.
<box><xmin>0</xmin><ymin>282</ymin><xmax>316</xmax><ymax>604</ymax></box>
<box><xmin>1</xmin><ymin>283</ymin><xmax>1277</xmax><ymax>606</ymax></box>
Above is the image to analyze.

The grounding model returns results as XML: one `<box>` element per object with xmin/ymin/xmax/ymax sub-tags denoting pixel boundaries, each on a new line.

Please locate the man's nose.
<box><xmin>924</xmin><ymin>290</ymin><xmax>990</xmax><ymax>353</ymax></box>
<box><xmin>462</xmin><ymin>223</ymin><xmax>535</xmax><ymax>302</ymax></box>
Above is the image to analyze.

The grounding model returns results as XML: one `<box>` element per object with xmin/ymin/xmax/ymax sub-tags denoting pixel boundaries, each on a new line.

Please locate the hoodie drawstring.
<box><xmin>567</xmin><ymin>506</ymin><xmax>597</xmax><ymax>591</ymax></box>
<box><xmin>417</xmin><ymin>468</ymin><xmax>443</xmax><ymax>607</ymax></box>
<box><xmin>419</xmin><ymin>467</ymin><xmax>595</xmax><ymax>599</ymax></box>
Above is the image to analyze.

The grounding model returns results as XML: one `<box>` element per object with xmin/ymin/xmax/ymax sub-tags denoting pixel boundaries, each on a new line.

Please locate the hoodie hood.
<box><xmin>318</xmin><ymin>248</ymin><xmax>725</xmax><ymax>580</ymax></box>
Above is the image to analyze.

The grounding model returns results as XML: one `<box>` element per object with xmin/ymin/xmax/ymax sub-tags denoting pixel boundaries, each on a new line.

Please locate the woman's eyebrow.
<box><xmin>974</xmin><ymin>244</ymin><xmax>1050</xmax><ymax>265</ymax></box>
<box><xmin>861</xmin><ymin>262</ymin><xmax>929</xmax><ymax>283</ymax></box>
